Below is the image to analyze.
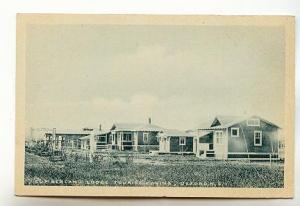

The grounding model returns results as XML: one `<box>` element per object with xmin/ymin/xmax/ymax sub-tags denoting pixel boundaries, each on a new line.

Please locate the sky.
<box><xmin>25</xmin><ymin>24</ymin><xmax>285</xmax><ymax>132</ymax></box>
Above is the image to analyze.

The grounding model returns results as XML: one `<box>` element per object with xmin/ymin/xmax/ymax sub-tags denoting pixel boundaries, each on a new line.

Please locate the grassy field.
<box><xmin>24</xmin><ymin>152</ymin><xmax>284</xmax><ymax>188</ymax></box>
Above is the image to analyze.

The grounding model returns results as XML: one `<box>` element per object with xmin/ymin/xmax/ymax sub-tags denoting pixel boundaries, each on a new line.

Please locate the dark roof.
<box><xmin>80</xmin><ymin>130</ymin><xmax>110</xmax><ymax>140</ymax></box>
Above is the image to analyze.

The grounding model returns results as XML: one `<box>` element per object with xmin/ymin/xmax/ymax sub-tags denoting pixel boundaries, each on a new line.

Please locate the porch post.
<box><xmin>134</xmin><ymin>131</ymin><xmax>138</xmax><ymax>151</ymax></box>
<box><xmin>121</xmin><ymin>132</ymin><xmax>124</xmax><ymax>151</ymax></box>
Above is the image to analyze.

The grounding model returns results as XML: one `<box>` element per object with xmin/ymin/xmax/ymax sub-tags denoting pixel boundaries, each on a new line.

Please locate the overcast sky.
<box><xmin>25</xmin><ymin>24</ymin><xmax>285</xmax><ymax>131</ymax></box>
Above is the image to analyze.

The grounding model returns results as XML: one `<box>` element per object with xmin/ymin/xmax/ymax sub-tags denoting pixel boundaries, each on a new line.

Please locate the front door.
<box><xmin>214</xmin><ymin>130</ymin><xmax>225</xmax><ymax>159</ymax></box>
<box><xmin>159</xmin><ymin>137</ymin><xmax>169</xmax><ymax>153</ymax></box>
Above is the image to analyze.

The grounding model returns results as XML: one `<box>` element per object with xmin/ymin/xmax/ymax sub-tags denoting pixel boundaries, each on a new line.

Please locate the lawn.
<box><xmin>24</xmin><ymin>152</ymin><xmax>284</xmax><ymax>188</ymax></box>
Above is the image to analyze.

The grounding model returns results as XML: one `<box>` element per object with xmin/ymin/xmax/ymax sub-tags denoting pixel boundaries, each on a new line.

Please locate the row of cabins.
<box><xmin>43</xmin><ymin>115</ymin><xmax>284</xmax><ymax>160</ymax></box>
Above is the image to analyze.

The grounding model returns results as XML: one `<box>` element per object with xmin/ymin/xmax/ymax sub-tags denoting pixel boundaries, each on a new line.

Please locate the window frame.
<box><xmin>247</xmin><ymin>118</ymin><xmax>260</xmax><ymax>127</ymax></box>
<box><xmin>179</xmin><ymin>136</ymin><xmax>186</xmax><ymax>145</ymax></box>
<box><xmin>98</xmin><ymin>135</ymin><xmax>107</xmax><ymax>143</ymax></box>
<box><xmin>231</xmin><ymin>127</ymin><xmax>240</xmax><ymax>137</ymax></box>
<box><xmin>143</xmin><ymin>132</ymin><xmax>149</xmax><ymax>143</ymax></box>
<box><xmin>123</xmin><ymin>132</ymin><xmax>132</xmax><ymax>142</ymax></box>
<box><xmin>254</xmin><ymin>131</ymin><xmax>262</xmax><ymax>146</ymax></box>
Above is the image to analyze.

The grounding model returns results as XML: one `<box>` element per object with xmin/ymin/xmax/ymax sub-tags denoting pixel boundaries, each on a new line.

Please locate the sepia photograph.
<box><xmin>15</xmin><ymin>14</ymin><xmax>295</xmax><ymax>197</ymax></box>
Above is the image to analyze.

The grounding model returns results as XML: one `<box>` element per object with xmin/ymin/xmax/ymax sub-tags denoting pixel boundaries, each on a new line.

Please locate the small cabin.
<box><xmin>110</xmin><ymin>121</ymin><xmax>164</xmax><ymax>152</ymax></box>
<box><xmin>44</xmin><ymin>129</ymin><xmax>90</xmax><ymax>151</ymax></box>
<box><xmin>196</xmin><ymin>115</ymin><xmax>281</xmax><ymax>160</ymax></box>
<box><xmin>158</xmin><ymin>129</ymin><xmax>195</xmax><ymax>154</ymax></box>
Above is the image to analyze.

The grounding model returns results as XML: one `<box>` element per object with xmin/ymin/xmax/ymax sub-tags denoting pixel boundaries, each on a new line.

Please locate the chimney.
<box><xmin>99</xmin><ymin>124</ymin><xmax>102</xmax><ymax>131</ymax></box>
<box><xmin>148</xmin><ymin>118</ymin><xmax>151</xmax><ymax>124</ymax></box>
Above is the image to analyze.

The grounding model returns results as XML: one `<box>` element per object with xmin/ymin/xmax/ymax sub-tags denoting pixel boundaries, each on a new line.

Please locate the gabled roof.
<box><xmin>158</xmin><ymin>129</ymin><xmax>195</xmax><ymax>137</ymax></box>
<box><xmin>111</xmin><ymin>123</ymin><xmax>164</xmax><ymax>132</ymax></box>
<box><xmin>198</xmin><ymin>115</ymin><xmax>280</xmax><ymax>130</ymax></box>
<box><xmin>211</xmin><ymin>115</ymin><xmax>244</xmax><ymax>127</ymax></box>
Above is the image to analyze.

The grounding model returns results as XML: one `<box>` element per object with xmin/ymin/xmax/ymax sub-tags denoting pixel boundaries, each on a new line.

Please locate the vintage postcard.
<box><xmin>15</xmin><ymin>14</ymin><xmax>295</xmax><ymax>198</ymax></box>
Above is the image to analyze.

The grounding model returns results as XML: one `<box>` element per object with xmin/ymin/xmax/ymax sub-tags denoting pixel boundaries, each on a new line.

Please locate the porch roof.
<box><xmin>79</xmin><ymin>135</ymin><xmax>91</xmax><ymax>140</ymax></box>
<box><xmin>198</xmin><ymin>131</ymin><xmax>213</xmax><ymax>138</ymax></box>
<box><xmin>79</xmin><ymin>130</ymin><xmax>110</xmax><ymax>140</ymax></box>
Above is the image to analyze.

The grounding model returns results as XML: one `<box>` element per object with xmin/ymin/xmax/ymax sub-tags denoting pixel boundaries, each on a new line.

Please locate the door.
<box><xmin>159</xmin><ymin>137</ymin><xmax>168</xmax><ymax>153</ymax></box>
<box><xmin>214</xmin><ymin>130</ymin><xmax>225</xmax><ymax>159</ymax></box>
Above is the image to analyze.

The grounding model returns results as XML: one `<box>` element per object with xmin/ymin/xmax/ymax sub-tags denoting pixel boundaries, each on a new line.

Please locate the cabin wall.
<box><xmin>137</xmin><ymin>131</ymin><xmax>159</xmax><ymax>145</ymax></box>
<box><xmin>169</xmin><ymin>136</ymin><xmax>193</xmax><ymax>152</ymax></box>
<box><xmin>134</xmin><ymin>131</ymin><xmax>158</xmax><ymax>152</ymax></box>
<box><xmin>227</xmin><ymin>120</ymin><xmax>279</xmax><ymax>154</ymax></box>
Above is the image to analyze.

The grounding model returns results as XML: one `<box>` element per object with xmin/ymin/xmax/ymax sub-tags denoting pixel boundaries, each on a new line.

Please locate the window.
<box><xmin>143</xmin><ymin>133</ymin><xmax>149</xmax><ymax>143</ymax></box>
<box><xmin>247</xmin><ymin>118</ymin><xmax>260</xmax><ymax>126</ymax></box>
<box><xmin>98</xmin><ymin>135</ymin><xmax>106</xmax><ymax>143</ymax></box>
<box><xmin>123</xmin><ymin>133</ymin><xmax>132</xmax><ymax>141</ymax></box>
<box><xmin>231</xmin><ymin>127</ymin><xmax>239</xmax><ymax>137</ymax></box>
<box><xmin>179</xmin><ymin>137</ymin><xmax>186</xmax><ymax>145</ymax></box>
<box><xmin>254</xmin><ymin>131</ymin><xmax>262</xmax><ymax>146</ymax></box>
